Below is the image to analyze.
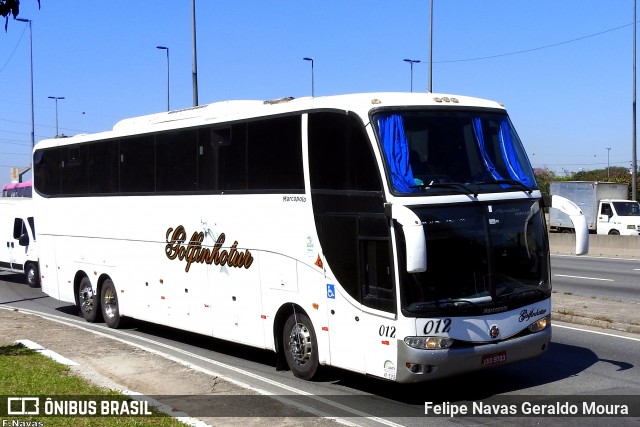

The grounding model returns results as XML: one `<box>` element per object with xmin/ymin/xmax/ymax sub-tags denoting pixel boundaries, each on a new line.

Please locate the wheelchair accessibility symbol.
<box><xmin>326</xmin><ymin>284</ymin><xmax>335</xmax><ymax>299</ymax></box>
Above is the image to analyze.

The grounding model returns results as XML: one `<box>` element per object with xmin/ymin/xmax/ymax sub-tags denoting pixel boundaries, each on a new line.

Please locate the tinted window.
<box><xmin>156</xmin><ymin>130</ymin><xmax>197</xmax><ymax>192</ymax></box>
<box><xmin>119</xmin><ymin>135</ymin><xmax>155</xmax><ymax>193</ymax></box>
<box><xmin>60</xmin><ymin>145</ymin><xmax>88</xmax><ymax>194</ymax></box>
<box><xmin>247</xmin><ymin>116</ymin><xmax>303</xmax><ymax>191</ymax></box>
<box><xmin>308</xmin><ymin>112</ymin><xmax>381</xmax><ymax>191</ymax></box>
<box><xmin>88</xmin><ymin>141</ymin><xmax>119</xmax><ymax>194</ymax></box>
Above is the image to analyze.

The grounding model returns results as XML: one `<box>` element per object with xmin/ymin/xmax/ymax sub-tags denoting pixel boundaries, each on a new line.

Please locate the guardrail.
<box><xmin>548</xmin><ymin>233</ymin><xmax>640</xmax><ymax>259</ymax></box>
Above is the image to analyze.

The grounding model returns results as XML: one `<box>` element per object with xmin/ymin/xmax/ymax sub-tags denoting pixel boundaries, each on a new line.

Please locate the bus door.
<box><xmin>322</xmin><ymin>214</ymin><xmax>395</xmax><ymax>373</ymax></box>
<box><xmin>323</xmin><ymin>214</ymin><xmax>365</xmax><ymax>372</ymax></box>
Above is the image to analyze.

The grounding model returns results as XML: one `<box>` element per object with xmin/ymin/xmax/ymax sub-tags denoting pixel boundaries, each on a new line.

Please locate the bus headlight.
<box><xmin>404</xmin><ymin>336</ymin><xmax>454</xmax><ymax>350</ymax></box>
<box><xmin>527</xmin><ymin>315</ymin><xmax>550</xmax><ymax>333</ymax></box>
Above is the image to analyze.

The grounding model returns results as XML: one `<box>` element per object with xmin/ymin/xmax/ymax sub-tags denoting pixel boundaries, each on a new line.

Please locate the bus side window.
<box><xmin>119</xmin><ymin>135</ymin><xmax>155</xmax><ymax>193</ymax></box>
<box><xmin>88</xmin><ymin>140</ymin><xmax>119</xmax><ymax>194</ymax></box>
<box><xmin>156</xmin><ymin>130</ymin><xmax>198</xmax><ymax>192</ymax></box>
<box><xmin>360</xmin><ymin>215</ymin><xmax>395</xmax><ymax>313</ymax></box>
<box><xmin>247</xmin><ymin>116</ymin><xmax>303</xmax><ymax>191</ymax></box>
<box><xmin>34</xmin><ymin>148</ymin><xmax>61</xmax><ymax>196</ymax></box>
<box><xmin>60</xmin><ymin>146</ymin><xmax>88</xmax><ymax>195</ymax></box>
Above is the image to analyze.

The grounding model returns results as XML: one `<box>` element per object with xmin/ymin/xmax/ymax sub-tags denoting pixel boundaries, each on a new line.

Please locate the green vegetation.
<box><xmin>534</xmin><ymin>165</ymin><xmax>637</xmax><ymax>199</ymax></box>
<box><xmin>0</xmin><ymin>343</ymin><xmax>186</xmax><ymax>426</ymax></box>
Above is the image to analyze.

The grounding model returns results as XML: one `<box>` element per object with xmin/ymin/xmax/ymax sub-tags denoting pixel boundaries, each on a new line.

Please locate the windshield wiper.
<box><xmin>408</xmin><ymin>295</ymin><xmax>492</xmax><ymax>312</ymax></box>
<box><xmin>477</xmin><ymin>180</ymin><xmax>533</xmax><ymax>194</ymax></box>
<box><xmin>501</xmin><ymin>288</ymin><xmax>548</xmax><ymax>301</ymax></box>
<box><xmin>411</xmin><ymin>182</ymin><xmax>478</xmax><ymax>198</ymax></box>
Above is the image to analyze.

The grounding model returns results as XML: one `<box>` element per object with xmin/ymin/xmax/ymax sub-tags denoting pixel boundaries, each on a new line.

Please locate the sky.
<box><xmin>0</xmin><ymin>0</ymin><xmax>637</xmax><ymax>185</ymax></box>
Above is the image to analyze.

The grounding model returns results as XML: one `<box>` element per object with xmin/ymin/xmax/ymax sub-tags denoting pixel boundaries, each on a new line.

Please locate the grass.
<box><xmin>0</xmin><ymin>343</ymin><xmax>187</xmax><ymax>426</ymax></box>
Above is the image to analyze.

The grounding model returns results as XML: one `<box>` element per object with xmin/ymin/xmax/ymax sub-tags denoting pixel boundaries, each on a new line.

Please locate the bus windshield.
<box><xmin>399</xmin><ymin>199</ymin><xmax>550</xmax><ymax>315</ymax></box>
<box><xmin>373</xmin><ymin>110</ymin><xmax>537</xmax><ymax>195</ymax></box>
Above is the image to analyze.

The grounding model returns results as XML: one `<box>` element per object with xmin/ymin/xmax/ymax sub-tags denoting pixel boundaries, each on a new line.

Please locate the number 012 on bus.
<box><xmin>32</xmin><ymin>92</ymin><xmax>588</xmax><ymax>383</ymax></box>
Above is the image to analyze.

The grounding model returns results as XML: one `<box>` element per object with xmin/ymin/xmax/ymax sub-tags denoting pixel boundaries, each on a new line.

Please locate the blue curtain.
<box><xmin>498</xmin><ymin>119</ymin><xmax>532</xmax><ymax>187</ymax></box>
<box><xmin>377</xmin><ymin>114</ymin><xmax>415</xmax><ymax>193</ymax></box>
<box><xmin>473</xmin><ymin>118</ymin><xmax>503</xmax><ymax>181</ymax></box>
<box><xmin>473</xmin><ymin>117</ymin><xmax>532</xmax><ymax>187</ymax></box>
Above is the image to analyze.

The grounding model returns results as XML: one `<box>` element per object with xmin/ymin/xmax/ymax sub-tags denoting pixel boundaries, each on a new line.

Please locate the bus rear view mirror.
<box><xmin>549</xmin><ymin>195</ymin><xmax>589</xmax><ymax>255</ymax></box>
<box><xmin>387</xmin><ymin>204</ymin><xmax>427</xmax><ymax>273</ymax></box>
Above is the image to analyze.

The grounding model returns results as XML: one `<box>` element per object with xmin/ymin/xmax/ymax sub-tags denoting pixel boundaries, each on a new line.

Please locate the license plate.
<box><xmin>482</xmin><ymin>351</ymin><xmax>507</xmax><ymax>366</ymax></box>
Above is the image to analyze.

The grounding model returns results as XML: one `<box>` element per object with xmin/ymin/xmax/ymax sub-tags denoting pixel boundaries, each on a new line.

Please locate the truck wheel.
<box><xmin>101</xmin><ymin>279</ymin><xmax>126</xmax><ymax>329</ymax></box>
<box><xmin>78</xmin><ymin>277</ymin><xmax>101</xmax><ymax>322</ymax></box>
<box><xmin>609</xmin><ymin>230</ymin><xmax>620</xmax><ymax>235</ymax></box>
<box><xmin>25</xmin><ymin>263</ymin><xmax>39</xmax><ymax>288</ymax></box>
<box><xmin>282</xmin><ymin>312</ymin><xmax>319</xmax><ymax>380</ymax></box>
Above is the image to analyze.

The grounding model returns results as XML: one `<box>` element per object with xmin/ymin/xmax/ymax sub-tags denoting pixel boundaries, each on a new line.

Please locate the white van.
<box><xmin>0</xmin><ymin>198</ymin><xmax>39</xmax><ymax>287</ymax></box>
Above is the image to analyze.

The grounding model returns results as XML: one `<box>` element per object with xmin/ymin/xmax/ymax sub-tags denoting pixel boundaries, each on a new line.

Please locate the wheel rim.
<box><xmin>79</xmin><ymin>284</ymin><xmax>95</xmax><ymax>313</ymax></box>
<box><xmin>26</xmin><ymin>268</ymin><xmax>35</xmax><ymax>285</ymax></box>
<box><xmin>288</xmin><ymin>322</ymin><xmax>312</xmax><ymax>366</ymax></box>
<box><xmin>103</xmin><ymin>286</ymin><xmax>117</xmax><ymax>319</ymax></box>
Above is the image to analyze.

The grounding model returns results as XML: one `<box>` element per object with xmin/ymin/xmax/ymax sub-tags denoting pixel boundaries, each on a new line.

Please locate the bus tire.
<box><xmin>25</xmin><ymin>263</ymin><xmax>39</xmax><ymax>288</ymax></box>
<box><xmin>78</xmin><ymin>277</ymin><xmax>101</xmax><ymax>323</ymax></box>
<box><xmin>101</xmin><ymin>279</ymin><xmax>126</xmax><ymax>329</ymax></box>
<box><xmin>282</xmin><ymin>312</ymin><xmax>319</xmax><ymax>380</ymax></box>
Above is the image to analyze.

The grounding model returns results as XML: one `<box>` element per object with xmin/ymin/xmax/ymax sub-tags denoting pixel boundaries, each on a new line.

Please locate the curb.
<box><xmin>551</xmin><ymin>313</ymin><xmax>640</xmax><ymax>335</ymax></box>
<box><xmin>13</xmin><ymin>339</ymin><xmax>211</xmax><ymax>427</ymax></box>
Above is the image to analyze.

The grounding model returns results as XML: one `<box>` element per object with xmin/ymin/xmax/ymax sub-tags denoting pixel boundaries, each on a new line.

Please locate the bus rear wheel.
<box><xmin>78</xmin><ymin>277</ymin><xmax>101</xmax><ymax>322</ymax></box>
<box><xmin>282</xmin><ymin>312</ymin><xmax>319</xmax><ymax>380</ymax></box>
<box><xmin>101</xmin><ymin>279</ymin><xmax>125</xmax><ymax>329</ymax></box>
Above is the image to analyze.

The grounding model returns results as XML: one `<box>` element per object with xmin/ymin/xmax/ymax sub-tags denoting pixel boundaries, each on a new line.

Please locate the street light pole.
<box><xmin>606</xmin><ymin>147</ymin><xmax>611</xmax><ymax>180</ymax></box>
<box><xmin>156</xmin><ymin>46</ymin><xmax>170</xmax><ymax>111</ymax></box>
<box><xmin>191</xmin><ymin>0</ymin><xmax>199</xmax><ymax>106</ymax></box>
<box><xmin>48</xmin><ymin>96</ymin><xmax>64</xmax><ymax>137</ymax></box>
<box><xmin>303</xmin><ymin>57</ymin><xmax>315</xmax><ymax>97</ymax></box>
<box><xmin>633</xmin><ymin>0</ymin><xmax>638</xmax><ymax>200</ymax></box>
<box><xmin>16</xmin><ymin>18</ymin><xmax>34</xmax><ymax>148</ymax></box>
<box><xmin>403</xmin><ymin>59</ymin><xmax>420</xmax><ymax>92</ymax></box>
<box><xmin>428</xmin><ymin>0</ymin><xmax>434</xmax><ymax>92</ymax></box>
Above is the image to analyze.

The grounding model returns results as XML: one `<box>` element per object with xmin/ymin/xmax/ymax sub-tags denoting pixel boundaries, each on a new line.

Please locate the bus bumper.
<box><xmin>394</xmin><ymin>328</ymin><xmax>552</xmax><ymax>383</ymax></box>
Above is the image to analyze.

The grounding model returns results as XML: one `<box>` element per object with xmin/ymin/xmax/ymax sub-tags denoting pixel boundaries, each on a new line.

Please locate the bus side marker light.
<box><xmin>261</xmin><ymin>315</ymin><xmax>267</xmax><ymax>319</ymax></box>
<box><xmin>322</xmin><ymin>326</ymin><xmax>328</xmax><ymax>331</ymax></box>
<box><xmin>381</xmin><ymin>340</ymin><xmax>389</xmax><ymax>345</ymax></box>
<box><xmin>312</xmin><ymin>303</ymin><xmax>319</xmax><ymax>310</ymax></box>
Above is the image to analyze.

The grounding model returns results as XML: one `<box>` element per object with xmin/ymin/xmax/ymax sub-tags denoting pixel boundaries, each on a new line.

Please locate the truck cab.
<box><xmin>0</xmin><ymin>199</ymin><xmax>39</xmax><ymax>287</ymax></box>
<box><xmin>597</xmin><ymin>199</ymin><xmax>640</xmax><ymax>235</ymax></box>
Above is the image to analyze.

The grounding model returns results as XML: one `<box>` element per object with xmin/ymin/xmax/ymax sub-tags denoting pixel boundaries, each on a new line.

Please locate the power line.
<box><xmin>436</xmin><ymin>22</ymin><xmax>633</xmax><ymax>64</ymax></box>
<box><xmin>0</xmin><ymin>24</ymin><xmax>27</xmax><ymax>75</ymax></box>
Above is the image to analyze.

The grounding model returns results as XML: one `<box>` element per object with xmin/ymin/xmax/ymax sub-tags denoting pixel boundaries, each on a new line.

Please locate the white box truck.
<box><xmin>0</xmin><ymin>198</ymin><xmax>39</xmax><ymax>286</ymax></box>
<box><xmin>549</xmin><ymin>181</ymin><xmax>640</xmax><ymax>235</ymax></box>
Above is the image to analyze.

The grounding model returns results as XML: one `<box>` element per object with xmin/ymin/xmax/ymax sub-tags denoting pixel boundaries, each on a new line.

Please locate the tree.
<box><xmin>1</xmin><ymin>0</ymin><xmax>39</xmax><ymax>31</ymax></box>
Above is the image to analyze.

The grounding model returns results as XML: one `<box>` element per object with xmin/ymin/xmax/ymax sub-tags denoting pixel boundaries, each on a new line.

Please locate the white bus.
<box><xmin>32</xmin><ymin>92</ymin><xmax>588</xmax><ymax>383</ymax></box>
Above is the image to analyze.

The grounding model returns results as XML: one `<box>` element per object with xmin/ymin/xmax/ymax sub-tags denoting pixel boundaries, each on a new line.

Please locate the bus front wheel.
<box><xmin>101</xmin><ymin>279</ymin><xmax>125</xmax><ymax>329</ymax></box>
<box><xmin>78</xmin><ymin>277</ymin><xmax>101</xmax><ymax>323</ymax></box>
<box><xmin>282</xmin><ymin>312</ymin><xmax>319</xmax><ymax>380</ymax></box>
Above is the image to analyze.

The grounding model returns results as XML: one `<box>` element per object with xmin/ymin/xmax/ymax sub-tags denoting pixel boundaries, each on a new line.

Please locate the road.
<box><xmin>550</xmin><ymin>254</ymin><xmax>640</xmax><ymax>303</ymax></box>
<box><xmin>1</xmin><ymin>255</ymin><xmax>640</xmax><ymax>426</ymax></box>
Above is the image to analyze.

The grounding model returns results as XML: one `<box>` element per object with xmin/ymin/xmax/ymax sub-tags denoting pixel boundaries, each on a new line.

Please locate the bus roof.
<box><xmin>34</xmin><ymin>92</ymin><xmax>506</xmax><ymax>150</ymax></box>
